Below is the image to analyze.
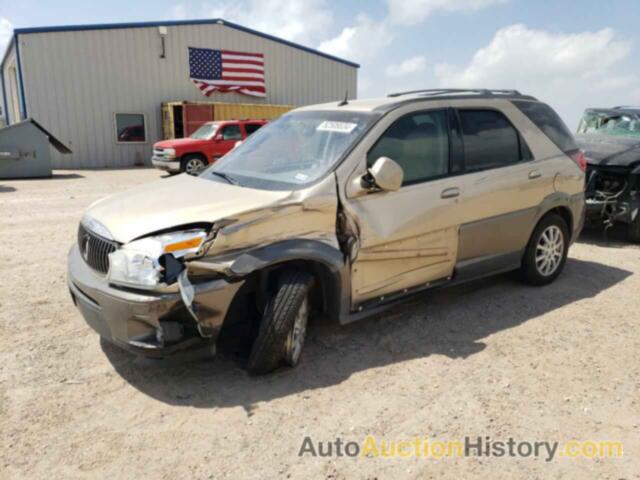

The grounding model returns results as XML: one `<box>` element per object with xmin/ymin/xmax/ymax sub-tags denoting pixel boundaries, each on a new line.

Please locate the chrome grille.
<box><xmin>77</xmin><ymin>223</ymin><xmax>118</xmax><ymax>274</ymax></box>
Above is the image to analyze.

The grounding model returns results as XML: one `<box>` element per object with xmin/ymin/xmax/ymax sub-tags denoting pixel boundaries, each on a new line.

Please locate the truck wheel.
<box><xmin>247</xmin><ymin>271</ymin><xmax>313</xmax><ymax>375</ymax></box>
<box><xmin>520</xmin><ymin>213</ymin><xmax>569</xmax><ymax>286</ymax></box>
<box><xmin>628</xmin><ymin>214</ymin><xmax>640</xmax><ymax>243</ymax></box>
<box><xmin>181</xmin><ymin>154</ymin><xmax>207</xmax><ymax>175</ymax></box>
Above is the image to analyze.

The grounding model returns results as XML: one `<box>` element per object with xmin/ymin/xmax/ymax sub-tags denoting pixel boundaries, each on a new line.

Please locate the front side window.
<box><xmin>367</xmin><ymin>110</ymin><xmax>450</xmax><ymax>186</ymax></box>
<box><xmin>458</xmin><ymin>109</ymin><xmax>520</xmax><ymax>171</ymax></box>
<box><xmin>220</xmin><ymin>124</ymin><xmax>242</xmax><ymax>141</ymax></box>
<box><xmin>190</xmin><ymin>122</ymin><xmax>219</xmax><ymax>140</ymax></box>
<box><xmin>115</xmin><ymin>113</ymin><xmax>146</xmax><ymax>143</ymax></box>
<box><xmin>206</xmin><ymin>111</ymin><xmax>377</xmax><ymax>190</ymax></box>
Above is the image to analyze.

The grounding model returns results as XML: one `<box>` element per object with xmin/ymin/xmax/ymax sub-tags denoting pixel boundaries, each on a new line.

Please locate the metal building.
<box><xmin>0</xmin><ymin>19</ymin><xmax>358</xmax><ymax>168</ymax></box>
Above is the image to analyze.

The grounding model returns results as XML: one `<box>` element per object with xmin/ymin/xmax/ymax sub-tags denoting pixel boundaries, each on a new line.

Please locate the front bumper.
<box><xmin>151</xmin><ymin>156</ymin><xmax>180</xmax><ymax>172</ymax></box>
<box><xmin>67</xmin><ymin>244</ymin><xmax>243</xmax><ymax>357</ymax></box>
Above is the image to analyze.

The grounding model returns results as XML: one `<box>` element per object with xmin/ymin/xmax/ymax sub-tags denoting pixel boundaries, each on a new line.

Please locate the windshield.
<box><xmin>577</xmin><ymin>111</ymin><xmax>640</xmax><ymax>138</ymax></box>
<box><xmin>190</xmin><ymin>122</ymin><xmax>219</xmax><ymax>140</ymax></box>
<box><xmin>202</xmin><ymin>110</ymin><xmax>377</xmax><ymax>190</ymax></box>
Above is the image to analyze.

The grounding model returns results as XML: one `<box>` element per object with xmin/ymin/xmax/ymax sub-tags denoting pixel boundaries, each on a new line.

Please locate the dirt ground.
<box><xmin>1</xmin><ymin>168</ymin><xmax>639</xmax><ymax>479</ymax></box>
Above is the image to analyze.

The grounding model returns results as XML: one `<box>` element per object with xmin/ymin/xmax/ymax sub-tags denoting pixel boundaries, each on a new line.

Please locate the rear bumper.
<box><xmin>151</xmin><ymin>156</ymin><xmax>180</xmax><ymax>172</ymax></box>
<box><xmin>67</xmin><ymin>244</ymin><xmax>243</xmax><ymax>357</ymax></box>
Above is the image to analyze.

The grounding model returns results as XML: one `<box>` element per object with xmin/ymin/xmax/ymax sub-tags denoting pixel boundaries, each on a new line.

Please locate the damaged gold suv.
<box><xmin>68</xmin><ymin>89</ymin><xmax>585</xmax><ymax>374</ymax></box>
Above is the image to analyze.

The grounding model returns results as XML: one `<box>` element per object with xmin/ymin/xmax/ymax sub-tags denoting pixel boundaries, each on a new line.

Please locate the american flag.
<box><xmin>188</xmin><ymin>47</ymin><xmax>266</xmax><ymax>98</ymax></box>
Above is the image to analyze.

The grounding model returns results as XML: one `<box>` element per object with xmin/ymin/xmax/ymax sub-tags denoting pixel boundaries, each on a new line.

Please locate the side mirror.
<box><xmin>365</xmin><ymin>156</ymin><xmax>403</xmax><ymax>192</ymax></box>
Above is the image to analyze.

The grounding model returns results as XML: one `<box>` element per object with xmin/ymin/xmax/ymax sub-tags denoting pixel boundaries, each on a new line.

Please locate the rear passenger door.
<box><xmin>454</xmin><ymin>108</ymin><xmax>553</xmax><ymax>268</ymax></box>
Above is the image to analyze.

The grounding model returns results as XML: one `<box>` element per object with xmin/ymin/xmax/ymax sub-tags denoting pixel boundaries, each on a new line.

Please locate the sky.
<box><xmin>1</xmin><ymin>0</ymin><xmax>639</xmax><ymax>128</ymax></box>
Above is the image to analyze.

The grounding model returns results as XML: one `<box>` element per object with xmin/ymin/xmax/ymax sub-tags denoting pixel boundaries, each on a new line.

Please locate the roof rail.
<box><xmin>613</xmin><ymin>105</ymin><xmax>640</xmax><ymax>110</ymax></box>
<box><xmin>387</xmin><ymin>88</ymin><xmax>523</xmax><ymax>98</ymax></box>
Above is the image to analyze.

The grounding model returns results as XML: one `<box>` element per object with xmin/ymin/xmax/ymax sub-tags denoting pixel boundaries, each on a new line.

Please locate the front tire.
<box><xmin>181</xmin><ymin>154</ymin><xmax>207</xmax><ymax>175</ymax></box>
<box><xmin>520</xmin><ymin>213</ymin><xmax>569</xmax><ymax>286</ymax></box>
<box><xmin>247</xmin><ymin>271</ymin><xmax>312</xmax><ymax>375</ymax></box>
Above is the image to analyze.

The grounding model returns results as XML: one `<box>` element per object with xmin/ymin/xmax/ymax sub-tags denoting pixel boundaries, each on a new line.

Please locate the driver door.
<box><xmin>212</xmin><ymin>124</ymin><xmax>243</xmax><ymax>161</ymax></box>
<box><xmin>342</xmin><ymin>109</ymin><xmax>464</xmax><ymax>306</ymax></box>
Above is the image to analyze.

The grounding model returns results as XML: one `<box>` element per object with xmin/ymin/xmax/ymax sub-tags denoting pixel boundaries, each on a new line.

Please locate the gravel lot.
<box><xmin>1</xmin><ymin>169</ymin><xmax>639</xmax><ymax>479</ymax></box>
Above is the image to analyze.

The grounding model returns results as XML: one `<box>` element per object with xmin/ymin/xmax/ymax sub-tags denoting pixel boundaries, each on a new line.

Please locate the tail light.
<box><xmin>570</xmin><ymin>149</ymin><xmax>587</xmax><ymax>172</ymax></box>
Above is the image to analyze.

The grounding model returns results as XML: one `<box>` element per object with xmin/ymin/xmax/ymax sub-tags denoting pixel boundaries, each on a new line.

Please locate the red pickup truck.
<box><xmin>151</xmin><ymin>119</ymin><xmax>267</xmax><ymax>174</ymax></box>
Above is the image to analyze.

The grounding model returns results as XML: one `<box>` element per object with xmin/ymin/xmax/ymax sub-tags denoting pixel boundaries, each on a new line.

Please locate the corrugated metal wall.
<box><xmin>15</xmin><ymin>23</ymin><xmax>358</xmax><ymax>168</ymax></box>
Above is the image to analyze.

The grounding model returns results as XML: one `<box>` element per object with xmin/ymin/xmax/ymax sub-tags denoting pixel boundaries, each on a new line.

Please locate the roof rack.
<box><xmin>387</xmin><ymin>88</ymin><xmax>523</xmax><ymax>98</ymax></box>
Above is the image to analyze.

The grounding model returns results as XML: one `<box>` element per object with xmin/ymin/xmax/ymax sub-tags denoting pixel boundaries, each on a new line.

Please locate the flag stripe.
<box><xmin>222</xmin><ymin>67</ymin><xmax>265</xmax><ymax>74</ymax></box>
<box><xmin>192</xmin><ymin>78</ymin><xmax>265</xmax><ymax>87</ymax></box>
<box><xmin>221</xmin><ymin>49</ymin><xmax>264</xmax><ymax>58</ymax></box>
<box><xmin>221</xmin><ymin>53</ymin><xmax>265</xmax><ymax>63</ymax></box>
<box><xmin>221</xmin><ymin>59</ymin><xmax>265</xmax><ymax>67</ymax></box>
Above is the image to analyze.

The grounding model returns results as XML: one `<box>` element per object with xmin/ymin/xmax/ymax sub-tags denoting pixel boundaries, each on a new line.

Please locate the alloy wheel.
<box><xmin>185</xmin><ymin>158</ymin><xmax>205</xmax><ymax>175</ymax></box>
<box><xmin>535</xmin><ymin>225</ymin><xmax>564</xmax><ymax>276</ymax></box>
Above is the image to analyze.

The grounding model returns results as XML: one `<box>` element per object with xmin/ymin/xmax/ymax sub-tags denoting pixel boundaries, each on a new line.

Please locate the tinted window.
<box><xmin>368</xmin><ymin>110</ymin><xmax>449</xmax><ymax>185</ymax></box>
<box><xmin>115</xmin><ymin>113</ymin><xmax>146</xmax><ymax>143</ymax></box>
<box><xmin>220</xmin><ymin>125</ymin><xmax>242</xmax><ymax>141</ymax></box>
<box><xmin>245</xmin><ymin>123</ymin><xmax>264</xmax><ymax>135</ymax></box>
<box><xmin>512</xmin><ymin>100</ymin><xmax>578</xmax><ymax>152</ymax></box>
<box><xmin>458</xmin><ymin>109</ymin><xmax>520</xmax><ymax>171</ymax></box>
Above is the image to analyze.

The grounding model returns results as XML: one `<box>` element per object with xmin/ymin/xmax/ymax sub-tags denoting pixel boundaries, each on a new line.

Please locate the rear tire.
<box><xmin>520</xmin><ymin>213</ymin><xmax>569</xmax><ymax>286</ymax></box>
<box><xmin>628</xmin><ymin>215</ymin><xmax>640</xmax><ymax>243</ymax></box>
<box><xmin>247</xmin><ymin>271</ymin><xmax>312</xmax><ymax>375</ymax></box>
<box><xmin>180</xmin><ymin>154</ymin><xmax>207</xmax><ymax>175</ymax></box>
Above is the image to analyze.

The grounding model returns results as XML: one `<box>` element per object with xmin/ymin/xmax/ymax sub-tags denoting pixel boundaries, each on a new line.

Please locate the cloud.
<box><xmin>385</xmin><ymin>56</ymin><xmax>427</xmax><ymax>77</ymax></box>
<box><xmin>387</xmin><ymin>0</ymin><xmax>507</xmax><ymax>26</ymax></box>
<box><xmin>0</xmin><ymin>17</ymin><xmax>13</xmax><ymax>53</ymax></box>
<box><xmin>166</xmin><ymin>4</ymin><xmax>188</xmax><ymax>20</ymax></box>
<box><xmin>435</xmin><ymin>24</ymin><xmax>634</xmax><ymax>126</ymax></box>
<box><xmin>203</xmin><ymin>0</ymin><xmax>333</xmax><ymax>45</ymax></box>
<box><xmin>318</xmin><ymin>14</ymin><xmax>393</xmax><ymax>63</ymax></box>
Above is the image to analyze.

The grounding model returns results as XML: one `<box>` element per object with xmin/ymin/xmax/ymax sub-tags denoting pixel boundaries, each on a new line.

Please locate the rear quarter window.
<box><xmin>511</xmin><ymin>100</ymin><xmax>577</xmax><ymax>153</ymax></box>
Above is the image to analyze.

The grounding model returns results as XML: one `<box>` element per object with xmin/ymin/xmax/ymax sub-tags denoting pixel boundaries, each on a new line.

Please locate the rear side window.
<box><xmin>245</xmin><ymin>123</ymin><xmax>264</xmax><ymax>135</ymax></box>
<box><xmin>511</xmin><ymin>100</ymin><xmax>577</xmax><ymax>153</ymax></box>
<box><xmin>458</xmin><ymin>109</ymin><xmax>521</xmax><ymax>171</ymax></box>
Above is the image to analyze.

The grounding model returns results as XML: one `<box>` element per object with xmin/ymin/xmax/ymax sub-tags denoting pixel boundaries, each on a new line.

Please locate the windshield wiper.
<box><xmin>210</xmin><ymin>171</ymin><xmax>239</xmax><ymax>185</ymax></box>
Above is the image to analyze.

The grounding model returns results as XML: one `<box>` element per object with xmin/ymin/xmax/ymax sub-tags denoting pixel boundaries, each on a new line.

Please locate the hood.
<box><xmin>575</xmin><ymin>133</ymin><xmax>640</xmax><ymax>168</ymax></box>
<box><xmin>84</xmin><ymin>174</ymin><xmax>292</xmax><ymax>243</ymax></box>
<box><xmin>154</xmin><ymin>138</ymin><xmax>209</xmax><ymax>149</ymax></box>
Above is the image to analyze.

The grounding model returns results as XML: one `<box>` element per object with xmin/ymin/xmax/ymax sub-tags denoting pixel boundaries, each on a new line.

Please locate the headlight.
<box><xmin>107</xmin><ymin>229</ymin><xmax>207</xmax><ymax>289</ymax></box>
<box><xmin>164</xmin><ymin>148</ymin><xmax>176</xmax><ymax>159</ymax></box>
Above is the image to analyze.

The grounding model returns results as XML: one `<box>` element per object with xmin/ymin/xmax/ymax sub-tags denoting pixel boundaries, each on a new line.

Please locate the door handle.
<box><xmin>528</xmin><ymin>170</ymin><xmax>542</xmax><ymax>179</ymax></box>
<box><xmin>441</xmin><ymin>187</ymin><xmax>460</xmax><ymax>199</ymax></box>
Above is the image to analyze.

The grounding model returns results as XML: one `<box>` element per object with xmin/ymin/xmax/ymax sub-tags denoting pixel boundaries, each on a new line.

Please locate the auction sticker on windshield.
<box><xmin>317</xmin><ymin>121</ymin><xmax>358</xmax><ymax>134</ymax></box>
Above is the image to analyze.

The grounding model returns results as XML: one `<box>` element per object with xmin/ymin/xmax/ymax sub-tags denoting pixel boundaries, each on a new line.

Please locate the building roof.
<box><xmin>2</xmin><ymin>18</ymin><xmax>359</xmax><ymax>69</ymax></box>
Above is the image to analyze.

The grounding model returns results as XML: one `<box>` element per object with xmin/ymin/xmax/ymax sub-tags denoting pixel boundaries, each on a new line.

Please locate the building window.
<box><xmin>114</xmin><ymin>113</ymin><xmax>147</xmax><ymax>143</ymax></box>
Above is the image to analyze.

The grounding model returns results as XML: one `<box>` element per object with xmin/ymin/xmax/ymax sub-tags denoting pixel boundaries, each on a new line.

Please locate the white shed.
<box><xmin>0</xmin><ymin>19</ymin><xmax>358</xmax><ymax>168</ymax></box>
